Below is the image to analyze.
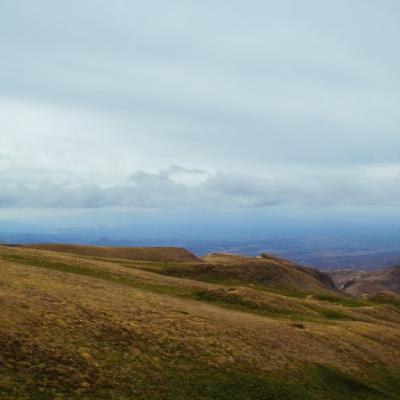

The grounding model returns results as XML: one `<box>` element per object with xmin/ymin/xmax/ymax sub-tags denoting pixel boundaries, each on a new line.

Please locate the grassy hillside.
<box><xmin>6</xmin><ymin>243</ymin><xmax>201</xmax><ymax>262</ymax></box>
<box><xmin>0</xmin><ymin>245</ymin><xmax>400</xmax><ymax>399</ymax></box>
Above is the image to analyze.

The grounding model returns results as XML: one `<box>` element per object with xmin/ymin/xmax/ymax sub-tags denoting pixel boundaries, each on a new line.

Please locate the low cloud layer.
<box><xmin>0</xmin><ymin>165</ymin><xmax>399</xmax><ymax>209</ymax></box>
<box><xmin>1</xmin><ymin>2</ymin><xmax>400</xmax><ymax>213</ymax></box>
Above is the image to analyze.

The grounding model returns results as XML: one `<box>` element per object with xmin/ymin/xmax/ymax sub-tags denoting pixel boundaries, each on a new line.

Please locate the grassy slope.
<box><xmin>6</xmin><ymin>243</ymin><xmax>201</xmax><ymax>262</ymax></box>
<box><xmin>0</xmin><ymin>245</ymin><xmax>400</xmax><ymax>399</ymax></box>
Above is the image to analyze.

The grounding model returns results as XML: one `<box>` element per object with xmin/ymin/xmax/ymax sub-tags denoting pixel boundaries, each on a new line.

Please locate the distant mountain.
<box><xmin>2</xmin><ymin>218</ymin><xmax>400</xmax><ymax>271</ymax></box>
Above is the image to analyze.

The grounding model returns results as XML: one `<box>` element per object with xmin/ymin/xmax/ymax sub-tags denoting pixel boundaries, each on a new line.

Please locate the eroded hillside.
<box><xmin>330</xmin><ymin>265</ymin><xmax>400</xmax><ymax>297</ymax></box>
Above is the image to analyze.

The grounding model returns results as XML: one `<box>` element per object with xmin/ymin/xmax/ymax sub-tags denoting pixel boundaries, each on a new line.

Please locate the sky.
<box><xmin>1</xmin><ymin>1</ymin><xmax>400</xmax><ymax>226</ymax></box>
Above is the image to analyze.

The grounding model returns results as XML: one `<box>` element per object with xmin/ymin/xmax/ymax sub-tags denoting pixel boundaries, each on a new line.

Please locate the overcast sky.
<box><xmin>1</xmin><ymin>1</ymin><xmax>400</xmax><ymax>212</ymax></box>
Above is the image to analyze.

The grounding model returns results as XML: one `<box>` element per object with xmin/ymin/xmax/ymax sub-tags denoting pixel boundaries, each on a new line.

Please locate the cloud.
<box><xmin>1</xmin><ymin>1</ymin><xmax>400</xmax><ymax>214</ymax></box>
<box><xmin>0</xmin><ymin>165</ymin><xmax>399</xmax><ymax>209</ymax></box>
<box><xmin>2</xmin><ymin>1</ymin><xmax>400</xmax><ymax>176</ymax></box>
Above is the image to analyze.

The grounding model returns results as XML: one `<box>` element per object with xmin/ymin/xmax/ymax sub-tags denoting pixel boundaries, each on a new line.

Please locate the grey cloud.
<box><xmin>0</xmin><ymin>166</ymin><xmax>399</xmax><ymax>209</ymax></box>
<box><xmin>128</xmin><ymin>165</ymin><xmax>205</xmax><ymax>183</ymax></box>
<box><xmin>1</xmin><ymin>1</ymin><xmax>400</xmax><ymax>213</ymax></box>
<box><xmin>1</xmin><ymin>0</ymin><xmax>400</xmax><ymax>172</ymax></box>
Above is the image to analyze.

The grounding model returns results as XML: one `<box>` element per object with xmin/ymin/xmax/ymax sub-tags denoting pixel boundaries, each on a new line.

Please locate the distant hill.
<box><xmin>1</xmin><ymin>244</ymin><xmax>400</xmax><ymax>399</ymax></box>
<box><xmin>3</xmin><ymin>245</ymin><xmax>336</xmax><ymax>294</ymax></box>
<box><xmin>196</xmin><ymin>252</ymin><xmax>336</xmax><ymax>293</ymax></box>
<box><xmin>330</xmin><ymin>265</ymin><xmax>400</xmax><ymax>297</ymax></box>
<box><xmin>4</xmin><ymin>243</ymin><xmax>201</xmax><ymax>262</ymax></box>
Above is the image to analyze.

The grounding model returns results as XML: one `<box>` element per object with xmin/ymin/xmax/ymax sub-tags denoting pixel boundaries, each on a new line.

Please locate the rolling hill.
<box><xmin>1</xmin><ymin>244</ymin><xmax>400</xmax><ymax>399</ymax></box>
<box><xmin>5</xmin><ymin>243</ymin><xmax>201</xmax><ymax>262</ymax></box>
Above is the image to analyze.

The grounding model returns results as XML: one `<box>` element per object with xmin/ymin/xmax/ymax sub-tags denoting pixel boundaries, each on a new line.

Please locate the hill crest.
<box><xmin>4</xmin><ymin>243</ymin><xmax>201</xmax><ymax>263</ymax></box>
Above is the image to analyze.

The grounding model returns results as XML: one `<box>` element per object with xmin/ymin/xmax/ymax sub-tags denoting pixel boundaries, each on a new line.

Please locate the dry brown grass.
<box><xmin>6</xmin><ymin>243</ymin><xmax>201</xmax><ymax>262</ymax></box>
<box><xmin>0</xmin><ymin>245</ymin><xmax>400</xmax><ymax>399</ymax></box>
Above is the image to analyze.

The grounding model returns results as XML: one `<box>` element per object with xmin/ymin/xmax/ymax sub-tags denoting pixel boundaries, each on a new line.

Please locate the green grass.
<box><xmin>163</xmin><ymin>368</ymin><xmax>311</xmax><ymax>400</ymax></box>
<box><xmin>190</xmin><ymin>289</ymin><xmax>360</xmax><ymax>322</ymax></box>
<box><xmin>306</xmin><ymin>304</ymin><xmax>357</xmax><ymax>321</ymax></box>
<box><xmin>369</xmin><ymin>293</ymin><xmax>400</xmax><ymax>308</ymax></box>
<box><xmin>253</xmin><ymin>285</ymin><xmax>309</xmax><ymax>299</ymax></box>
<box><xmin>293</xmin><ymin>363</ymin><xmax>399</xmax><ymax>400</ymax></box>
<box><xmin>2</xmin><ymin>363</ymin><xmax>398</xmax><ymax>400</ymax></box>
<box><xmin>312</xmin><ymin>294</ymin><xmax>367</xmax><ymax>308</ymax></box>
